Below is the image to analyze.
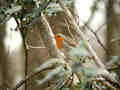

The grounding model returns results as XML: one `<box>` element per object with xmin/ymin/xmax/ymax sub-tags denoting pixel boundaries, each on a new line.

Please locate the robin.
<box><xmin>55</xmin><ymin>33</ymin><xmax>77</xmax><ymax>50</ymax></box>
<box><xmin>55</xmin><ymin>33</ymin><xmax>78</xmax><ymax>59</ymax></box>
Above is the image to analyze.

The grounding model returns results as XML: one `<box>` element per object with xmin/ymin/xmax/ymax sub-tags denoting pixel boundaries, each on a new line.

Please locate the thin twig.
<box><xmin>26</xmin><ymin>44</ymin><xmax>46</xmax><ymax>49</ymax></box>
<box><xmin>64</xmin><ymin>18</ymin><xmax>75</xmax><ymax>40</ymax></box>
<box><xmin>95</xmin><ymin>22</ymin><xmax>107</xmax><ymax>33</ymax></box>
<box><xmin>81</xmin><ymin>20</ymin><xmax>107</xmax><ymax>52</ymax></box>
<box><xmin>77</xmin><ymin>17</ymin><xmax>107</xmax><ymax>54</ymax></box>
<box><xmin>95</xmin><ymin>18</ymin><xmax>112</xmax><ymax>33</ymax></box>
<box><xmin>12</xmin><ymin>58</ymin><xmax>69</xmax><ymax>90</ymax></box>
<box><xmin>12</xmin><ymin>66</ymin><xmax>54</xmax><ymax>90</ymax></box>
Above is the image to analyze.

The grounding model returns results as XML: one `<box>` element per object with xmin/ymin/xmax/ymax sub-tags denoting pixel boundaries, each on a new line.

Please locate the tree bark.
<box><xmin>0</xmin><ymin>1</ymin><xmax>25</xmax><ymax>90</ymax></box>
<box><xmin>106</xmin><ymin>0</ymin><xmax>120</xmax><ymax>56</ymax></box>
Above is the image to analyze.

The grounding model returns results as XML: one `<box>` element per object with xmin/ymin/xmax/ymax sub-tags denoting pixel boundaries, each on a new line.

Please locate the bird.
<box><xmin>55</xmin><ymin>33</ymin><xmax>91</xmax><ymax>58</ymax></box>
<box><xmin>55</xmin><ymin>33</ymin><xmax>77</xmax><ymax>50</ymax></box>
<box><xmin>55</xmin><ymin>33</ymin><xmax>78</xmax><ymax>60</ymax></box>
<box><xmin>55</xmin><ymin>34</ymin><xmax>64</xmax><ymax>50</ymax></box>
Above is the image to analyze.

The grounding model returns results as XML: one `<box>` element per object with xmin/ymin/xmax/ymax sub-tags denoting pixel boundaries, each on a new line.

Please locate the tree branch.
<box><xmin>40</xmin><ymin>13</ymin><xmax>65</xmax><ymax>58</ymax></box>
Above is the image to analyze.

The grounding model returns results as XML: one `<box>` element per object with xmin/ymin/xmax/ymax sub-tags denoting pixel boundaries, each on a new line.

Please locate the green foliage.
<box><xmin>23</xmin><ymin>0</ymin><xmax>33</xmax><ymax>4</ymax></box>
<box><xmin>75</xmin><ymin>81</ymin><xmax>92</xmax><ymax>90</ymax></box>
<box><xmin>36</xmin><ymin>66</ymin><xmax>65</xmax><ymax>85</ymax></box>
<box><xmin>69</xmin><ymin>40</ymin><xmax>90</xmax><ymax>57</ymax></box>
<box><xmin>45</xmin><ymin>3</ymin><xmax>62</xmax><ymax>16</ymax></box>
<box><xmin>90</xmin><ymin>0</ymin><xmax>99</xmax><ymax>14</ymax></box>
<box><xmin>0</xmin><ymin>0</ymin><xmax>74</xmax><ymax>26</ymax></box>
<box><xmin>32</xmin><ymin>58</ymin><xmax>72</xmax><ymax>89</ymax></box>
<box><xmin>0</xmin><ymin>7</ymin><xmax>8</xmax><ymax>13</ymax></box>
<box><xmin>45</xmin><ymin>0</ymin><xmax>74</xmax><ymax>16</ymax></box>
<box><xmin>54</xmin><ymin>70</ymin><xmax>72</xmax><ymax>90</ymax></box>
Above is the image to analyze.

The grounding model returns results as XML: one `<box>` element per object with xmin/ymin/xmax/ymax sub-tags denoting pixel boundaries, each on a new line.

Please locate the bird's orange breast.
<box><xmin>55</xmin><ymin>35</ymin><xmax>64</xmax><ymax>49</ymax></box>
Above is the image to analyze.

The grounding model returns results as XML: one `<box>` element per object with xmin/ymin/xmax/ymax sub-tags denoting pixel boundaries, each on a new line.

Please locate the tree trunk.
<box><xmin>0</xmin><ymin>17</ymin><xmax>25</xmax><ymax>90</ymax></box>
<box><xmin>106</xmin><ymin>0</ymin><xmax>120</xmax><ymax>56</ymax></box>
